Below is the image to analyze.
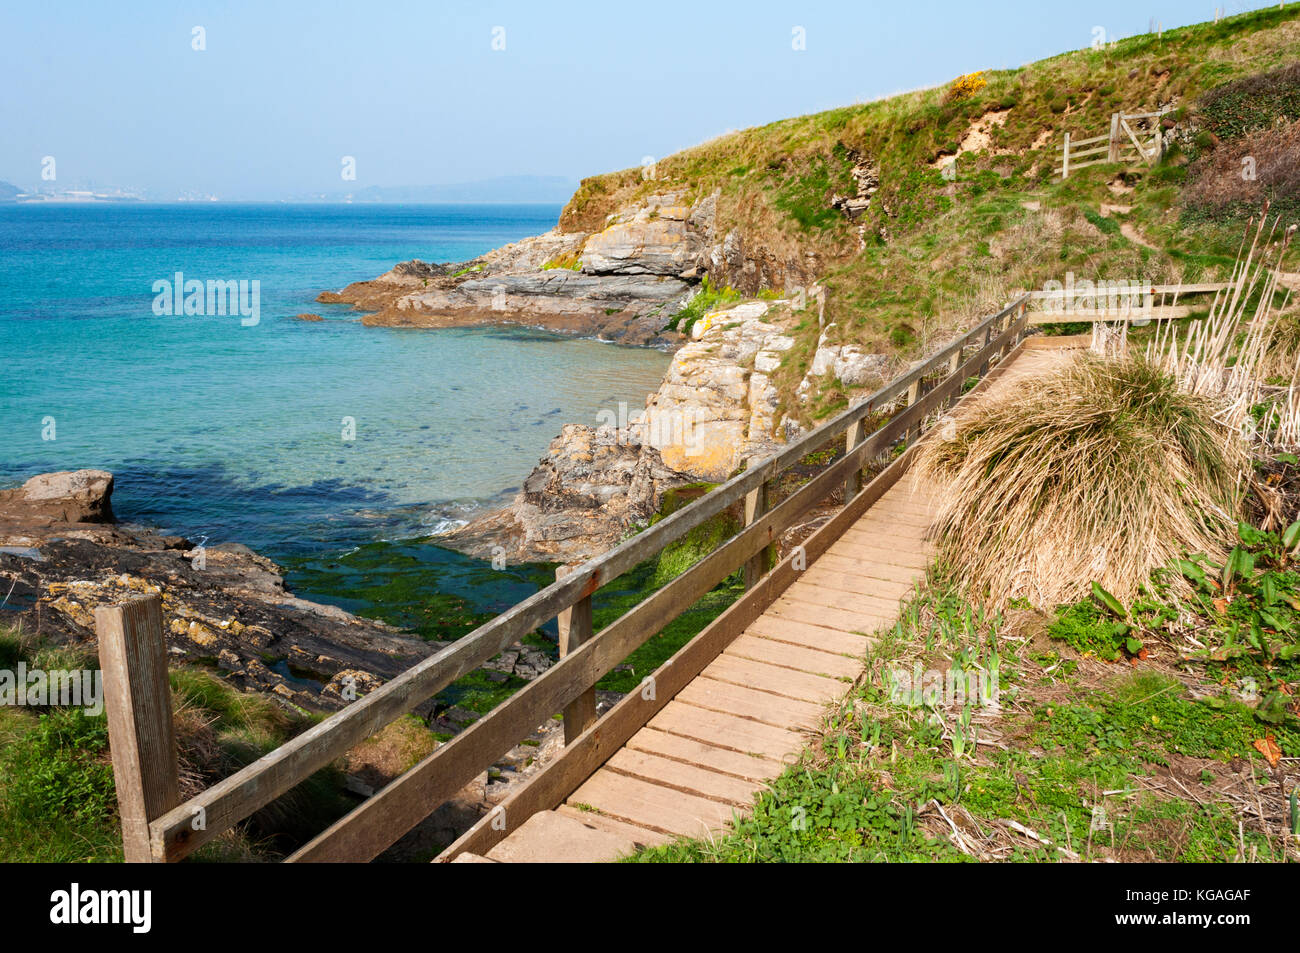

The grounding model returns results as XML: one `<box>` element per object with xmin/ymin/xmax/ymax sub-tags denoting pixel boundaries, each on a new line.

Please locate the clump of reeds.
<box><xmin>917</xmin><ymin>353</ymin><xmax>1245</xmax><ymax>609</ymax></box>
<box><xmin>1141</xmin><ymin>213</ymin><xmax>1294</xmax><ymax>437</ymax></box>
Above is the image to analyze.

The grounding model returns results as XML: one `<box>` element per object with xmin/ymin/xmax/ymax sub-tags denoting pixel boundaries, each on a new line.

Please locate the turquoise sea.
<box><xmin>0</xmin><ymin>203</ymin><xmax>671</xmax><ymax>629</ymax></box>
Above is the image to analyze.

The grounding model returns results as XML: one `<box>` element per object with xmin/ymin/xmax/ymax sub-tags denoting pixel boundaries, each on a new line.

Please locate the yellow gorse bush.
<box><xmin>945</xmin><ymin>71</ymin><xmax>988</xmax><ymax>103</ymax></box>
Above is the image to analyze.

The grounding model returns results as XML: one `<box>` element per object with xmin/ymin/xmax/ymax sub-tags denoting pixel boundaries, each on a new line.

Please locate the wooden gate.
<box><xmin>1059</xmin><ymin>109</ymin><xmax>1172</xmax><ymax>178</ymax></box>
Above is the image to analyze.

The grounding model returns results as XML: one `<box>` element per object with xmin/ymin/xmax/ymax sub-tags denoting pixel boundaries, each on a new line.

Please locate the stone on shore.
<box><xmin>0</xmin><ymin>469</ymin><xmax>115</xmax><ymax>524</ymax></box>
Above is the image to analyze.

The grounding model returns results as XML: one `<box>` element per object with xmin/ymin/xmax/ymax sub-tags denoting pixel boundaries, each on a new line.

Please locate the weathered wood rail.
<box><xmin>1026</xmin><ymin>281</ymin><xmax>1235</xmax><ymax>325</ymax></box>
<box><xmin>95</xmin><ymin>295</ymin><xmax>1030</xmax><ymax>863</ymax></box>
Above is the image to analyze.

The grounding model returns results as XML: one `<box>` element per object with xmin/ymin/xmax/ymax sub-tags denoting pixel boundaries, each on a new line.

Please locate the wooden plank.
<box><xmin>844</xmin><ymin>417</ymin><xmax>865</xmax><ymax>501</ymax></box>
<box><xmin>799</xmin><ymin>566</ymin><xmax>923</xmax><ymax>602</ymax></box>
<box><xmin>784</xmin><ymin>581</ymin><xmax>911</xmax><ymax>616</ymax></box>
<box><xmin>554</xmin><ymin>805</ymin><xmax>671</xmax><ymax>848</ymax></box>
<box><xmin>805</xmin><ymin>551</ymin><xmax>925</xmax><ymax>586</ymax></box>
<box><xmin>768</xmin><ymin>597</ymin><xmax>893</xmax><ymax>636</ymax></box>
<box><xmin>1030</xmin><ymin>282</ymin><xmax>1229</xmax><ymax>299</ymax></box>
<box><xmin>724</xmin><ymin>633</ymin><xmax>862</xmax><ymax>680</ymax></box>
<box><xmin>1030</xmin><ymin>306</ymin><xmax>1192</xmax><ymax>325</ymax></box>
<box><xmin>648</xmin><ymin>703</ymin><xmax>807</xmax><ymax>761</ymax></box>
<box><xmin>95</xmin><ymin>594</ymin><xmax>180</xmax><ymax>864</ymax></box>
<box><xmin>746</xmin><ymin>616</ymin><xmax>874</xmax><ymax>657</ymax></box>
<box><xmin>1120</xmin><ymin>116</ymin><xmax>1154</xmax><ymax>161</ymax></box>
<box><xmin>852</xmin><ymin>509</ymin><xmax>934</xmax><ymax>530</ymax></box>
<box><xmin>624</xmin><ymin>725</ymin><xmax>787</xmax><ymax>782</ymax></box>
<box><xmin>869</xmin><ymin>492</ymin><xmax>937</xmax><ymax>512</ymax></box>
<box><xmin>606</xmin><ymin>748</ymin><xmax>758</xmax><ymax>807</ymax></box>
<box><xmin>556</xmin><ymin>565</ymin><xmax>597</xmax><ymax>744</ymax></box>
<box><xmin>568</xmin><ymin>769</ymin><xmax>738</xmax><ymax>838</ymax></box>
<box><xmin>702</xmin><ymin>654</ymin><xmax>848</xmax><ymax>704</ymax></box>
<box><xmin>1069</xmin><ymin>144</ymin><xmax>1111</xmax><ymax>159</ymax></box>
<box><xmin>791</xmin><ymin>570</ymin><xmax>914</xmax><ymax>605</ymax></box>
<box><xmin>835</xmin><ymin>531</ymin><xmax>934</xmax><ymax>565</ymax></box>
<box><xmin>484</xmin><ymin>809</ymin><xmax>638</xmax><ymax>863</ymax></box>
<box><xmin>676</xmin><ymin>677</ymin><xmax>825</xmax><ymax>729</ymax></box>
<box><xmin>805</xmin><ymin>557</ymin><xmax>918</xmax><ymax>594</ymax></box>
<box><xmin>1069</xmin><ymin>132</ymin><xmax>1111</xmax><ymax>147</ymax></box>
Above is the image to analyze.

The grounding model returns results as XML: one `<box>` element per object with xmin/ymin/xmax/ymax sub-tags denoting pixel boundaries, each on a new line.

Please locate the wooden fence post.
<box><xmin>945</xmin><ymin>349</ymin><xmax>963</xmax><ymax>409</ymax></box>
<box><xmin>844</xmin><ymin>419</ymin><xmax>865</xmax><ymax>502</ymax></box>
<box><xmin>555</xmin><ymin>566</ymin><xmax>597</xmax><ymax>744</ymax></box>
<box><xmin>905</xmin><ymin>378</ymin><xmax>923</xmax><ymax>442</ymax></box>
<box><xmin>1108</xmin><ymin>113</ymin><xmax>1120</xmax><ymax>162</ymax></box>
<box><xmin>1062</xmin><ymin>132</ymin><xmax>1070</xmax><ymax>179</ymax></box>
<box><xmin>95</xmin><ymin>593</ymin><xmax>179</xmax><ymax>863</ymax></box>
<box><xmin>743</xmin><ymin>480</ymin><xmax>773</xmax><ymax>588</ymax></box>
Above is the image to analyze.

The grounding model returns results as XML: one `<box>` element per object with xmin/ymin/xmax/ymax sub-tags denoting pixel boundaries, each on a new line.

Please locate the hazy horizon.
<box><xmin>0</xmin><ymin>0</ymin><xmax>1285</xmax><ymax>200</ymax></box>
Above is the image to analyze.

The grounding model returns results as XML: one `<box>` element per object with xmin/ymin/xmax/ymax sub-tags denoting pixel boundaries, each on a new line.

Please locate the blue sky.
<box><xmin>0</xmin><ymin>0</ymin><xmax>1284</xmax><ymax>199</ymax></box>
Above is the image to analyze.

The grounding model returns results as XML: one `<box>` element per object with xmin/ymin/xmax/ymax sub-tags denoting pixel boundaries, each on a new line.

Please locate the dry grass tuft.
<box><xmin>917</xmin><ymin>353</ymin><xmax>1245</xmax><ymax>609</ymax></box>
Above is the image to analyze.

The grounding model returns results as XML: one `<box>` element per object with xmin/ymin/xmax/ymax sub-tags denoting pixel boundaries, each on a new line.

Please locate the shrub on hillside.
<box><xmin>916</xmin><ymin>353</ymin><xmax>1244</xmax><ymax>609</ymax></box>
<box><xmin>1184</xmin><ymin>120</ymin><xmax>1300</xmax><ymax>219</ymax></box>
<box><xmin>943</xmin><ymin>71</ymin><xmax>988</xmax><ymax>105</ymax></box>
<box><xmin>1197</xmin><ymin>62</ymin><xmax>1300</xmax><ymax>140</ymax></box>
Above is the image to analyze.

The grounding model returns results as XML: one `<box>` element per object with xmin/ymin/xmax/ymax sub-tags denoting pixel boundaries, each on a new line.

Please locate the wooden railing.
<box><xmin>1026</xmin><ymin>281</ymin><xmax>1235</xmax><ymax>325</ymax></box>
<box><xmin>95</xmin><ymin>295</ymin><xmax>1031</xmax><ymax>863</ymax></box>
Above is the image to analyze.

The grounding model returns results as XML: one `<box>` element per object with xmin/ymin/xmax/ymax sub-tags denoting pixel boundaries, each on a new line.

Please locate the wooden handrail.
<box><xmin>144</xmin><ymin>294</ymin><xmax>1030</xmax><ymax>862</ymax></box>
<box><xmin>1029</xmin><ymin>282</ymin><xmax>1231</xmax><ymax>299</ymax></box>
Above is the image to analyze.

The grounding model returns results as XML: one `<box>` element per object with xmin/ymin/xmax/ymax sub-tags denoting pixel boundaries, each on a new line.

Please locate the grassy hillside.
<box><xmin>563</xmin><ymin>5</ymin><xmax>1300</xmax><ymax>423</ymax></box>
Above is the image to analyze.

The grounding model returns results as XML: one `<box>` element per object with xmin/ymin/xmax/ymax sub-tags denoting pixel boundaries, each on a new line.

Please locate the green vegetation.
<box><xmin>1196</xmin><ymin>61</ymin><xmax>1300</xmax><ymax>140</ymax></box>
<box><xmin>664</xmin><ymin>276</ymin><xmax>742</xmax><ymax>336</ymax></box>
<box><xmin>1048</xmin><ymin>595</ymin><xmax>1137</xmax><ymax>662</ymax></box>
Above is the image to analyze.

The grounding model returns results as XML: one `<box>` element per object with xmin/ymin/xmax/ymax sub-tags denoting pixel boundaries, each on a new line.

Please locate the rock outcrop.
<box><xmin>314</xmin><ymin>186</ymin><xmax>826</xmax><ymax>345</ymax></box>
<box><xmin>442</xmin><ymin>424</ymin><xmax>693</xmax><ymax>564</ymax></box>
<box><xmin>445</xmin><ymin>299</ymin><xmax>818</xmax><ymax>562</ymax></box>
<box><xmin>581</xmin><ymin>191</ymin><xmax>702</xmax><ymax>277</ymax></box>
<box><xmin>799</xmin><ymin>322</ymin><xmax>890</xmax><ymax>399</ymax></box>
<box><xmin>0</xmin><ymin>469</ymin><xmax>115</xmax><ymax>525</ymax></box>
<box><xmin>383</xmin><ymin>269</ymin><xmax>691</xmax><ymax>347</ymax></box>
<box><xmin>638</xmin><ymin>301</ymin><xmax>797</xmax><ymax>480</ymax></box>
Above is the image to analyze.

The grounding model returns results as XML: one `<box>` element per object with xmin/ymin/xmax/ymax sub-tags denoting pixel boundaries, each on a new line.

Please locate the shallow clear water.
<box><xmin>0</xmin><ymin>204</ymin><xmax>670</xmax><ymax>565</ymax></box>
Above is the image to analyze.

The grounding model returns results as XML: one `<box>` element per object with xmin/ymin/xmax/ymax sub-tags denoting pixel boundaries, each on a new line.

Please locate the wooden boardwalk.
<box><xmin>456</xmin><ymin>341</ymin><xmax>1074</xmax><ymax>863</ymax></box>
